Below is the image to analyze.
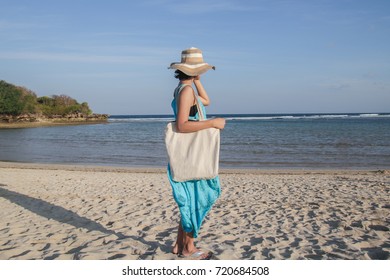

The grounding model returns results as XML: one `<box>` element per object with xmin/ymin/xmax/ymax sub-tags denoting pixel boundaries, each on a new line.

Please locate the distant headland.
<box><xmin>0</xmin><ymin>80</ymin><xmax>108</xmax><ymax>128</ymax></box>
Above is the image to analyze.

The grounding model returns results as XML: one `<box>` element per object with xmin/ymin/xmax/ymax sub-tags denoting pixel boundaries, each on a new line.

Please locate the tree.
<box><xmin>80</xmin><ymin>102</ymin><xmax>92</xmax><ymax>115</ymax></box>
<box><xmin>18</xmin><ymin>86</ymin><xmax>38</xmax><ymax>114</ymax></box>
<box><xmin>1</xmin><ymin>80</ymin><xmax>94</xmax><ymax>117</ymax></box>
<box><xmin>0</xmin><ymin>80</ymin><xmax>24</xmax><ymax>115</ymax></box>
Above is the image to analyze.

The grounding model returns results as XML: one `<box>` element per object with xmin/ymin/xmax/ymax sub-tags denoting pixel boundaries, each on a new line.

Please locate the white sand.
<box><xmin>0</xmin><ymin>163</ymin><xmax>389</xmax><ymax>260</ymax></box>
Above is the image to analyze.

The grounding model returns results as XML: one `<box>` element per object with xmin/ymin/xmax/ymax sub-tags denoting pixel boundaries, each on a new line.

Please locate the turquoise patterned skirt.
<box><xmin>167</xmin><ymin>164</ymin><xmax>221</xmax><ymax>238</ymax></box>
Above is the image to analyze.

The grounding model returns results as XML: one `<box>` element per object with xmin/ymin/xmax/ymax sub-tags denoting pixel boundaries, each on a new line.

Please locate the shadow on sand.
<box><xmin>0</xmin><ymin>185</ymin><xmax>124</xmax><ymax>238</ymax></box>
<box><xmin>0</xmin><ymin>185</ymin><xmax>173</xmax><ymax>259</ymax></box>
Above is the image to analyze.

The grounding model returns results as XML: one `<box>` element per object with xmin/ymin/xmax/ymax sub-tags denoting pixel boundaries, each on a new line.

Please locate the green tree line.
<box><xmin>0</xmin><ymin>80</ymin><xmax>92</xmax><ymax>116</ymax></box>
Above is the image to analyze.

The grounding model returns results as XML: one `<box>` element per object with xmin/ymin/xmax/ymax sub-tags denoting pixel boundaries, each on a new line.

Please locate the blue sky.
<box><xmin>0</xmin><ymin>0</ymin><xmax>389</xmax><ymax>115</ymax></box>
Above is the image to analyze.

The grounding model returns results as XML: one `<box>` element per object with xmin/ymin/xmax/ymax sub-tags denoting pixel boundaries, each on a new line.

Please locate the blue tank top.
<box><xmin>171</xmin><ymin>83</ymin><xmax>207</xmax><ymax>121</ymax></box>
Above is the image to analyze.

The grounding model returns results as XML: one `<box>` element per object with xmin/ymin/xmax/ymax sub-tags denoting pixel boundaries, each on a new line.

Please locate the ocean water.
<box><xmin>0</xmin><ymin>113</ymin><xmax>389</xmax><ymax>169</ymax></box>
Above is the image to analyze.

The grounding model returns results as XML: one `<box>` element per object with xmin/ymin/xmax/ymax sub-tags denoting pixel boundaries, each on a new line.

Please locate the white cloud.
<box><xmin>320</xmin><ymin>78</ymin><xmax>390</xmax><ymax>92</ymax></box>
<box><xmin>0</xmin><ymin>50</ymin><xmax>165</xmax><ymax>65</ymax></box>
<box><xmin>0</xmin><ymin>19</ymin><xmax>45</xmax><ymax>31</ymax></box>
<box><xmin>143</xmin><ymin>0</ymin><xmax>259</xmax><ymax>14</ymax></box>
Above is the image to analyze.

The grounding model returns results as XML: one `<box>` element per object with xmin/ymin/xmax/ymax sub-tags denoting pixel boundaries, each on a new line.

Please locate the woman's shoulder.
<box><xmin>180</xmin><ymin>84</ymin><xmax>193</xmax><ymax>93</ymax></box>
<box><xmin>175</xmin><ymin>84</ymin><xmax>194</xmax><ymax>98</ymax></box>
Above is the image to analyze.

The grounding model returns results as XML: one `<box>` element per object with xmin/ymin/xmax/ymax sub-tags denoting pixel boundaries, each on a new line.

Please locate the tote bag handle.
<box><xmin>174</xmin><ymin>84</ymin><xmax>205</xmax><ymax>121</ymax></box>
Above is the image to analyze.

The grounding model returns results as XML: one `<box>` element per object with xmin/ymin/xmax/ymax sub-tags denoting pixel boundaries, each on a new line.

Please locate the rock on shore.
<box><xmin>0</xmin><ymin>113</ymin><xmax>109</xmax><ymax>126</ymax></box>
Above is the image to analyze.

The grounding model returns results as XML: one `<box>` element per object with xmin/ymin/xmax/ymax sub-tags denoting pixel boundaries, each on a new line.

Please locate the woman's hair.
<box><xmin>174</xmin><ymin>70</ymin><xmax>194</xmax><ymax>80</ymax></box>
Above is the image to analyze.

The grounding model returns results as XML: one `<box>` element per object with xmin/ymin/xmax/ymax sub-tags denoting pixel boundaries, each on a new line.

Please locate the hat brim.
<box><xmin>168</xmin><ymin>63</ymin><xmax>215</xmax><ymax>76</ymax></box>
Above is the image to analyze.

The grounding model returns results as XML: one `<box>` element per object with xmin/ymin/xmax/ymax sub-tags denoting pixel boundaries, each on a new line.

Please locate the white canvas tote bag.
<box><xmin>165</xmin><ymin>90</ymin><xmax>220</xmax><ymax>182</ymax></box>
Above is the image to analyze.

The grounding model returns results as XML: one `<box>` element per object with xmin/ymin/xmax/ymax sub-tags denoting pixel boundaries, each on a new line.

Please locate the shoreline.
<box><xmin>0</xmin><ymin>161</ymin><xmax>388</xmax><ymax>175</ymax></box>
<box><xmin>0</xmin><ymin>161</ymin><xmax>389</xmax><ymax>260</ymax></box>
<box><xmin>0</xmin><ymin>120</ymin><xmax>108</xmax><ymax>129</ymax></box>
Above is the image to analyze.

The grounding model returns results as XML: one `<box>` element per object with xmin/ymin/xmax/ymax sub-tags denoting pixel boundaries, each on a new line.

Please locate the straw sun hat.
<box><xmin>168</xmin><ymin>47</ymin><xmax>215</xmax><ymax>76</ymax></box>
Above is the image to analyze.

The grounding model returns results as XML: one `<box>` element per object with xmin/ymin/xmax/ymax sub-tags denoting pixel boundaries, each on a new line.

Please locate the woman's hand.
<box><xmin>212</xmin><ymin>118</ymin><xmax>226</xmax><ymax>130</ymax></box>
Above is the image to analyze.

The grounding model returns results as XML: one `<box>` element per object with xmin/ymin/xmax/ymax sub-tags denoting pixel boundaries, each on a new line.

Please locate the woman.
<box><xmin>167</xmin><ymin>47</ymin><xmax>225</xmax><ymax>260</ymax></box>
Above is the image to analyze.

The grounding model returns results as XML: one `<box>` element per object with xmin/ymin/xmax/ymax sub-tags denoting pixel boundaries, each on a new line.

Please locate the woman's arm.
<box><xmin>193</xmin><ymin>76</ymin><xmax>210</xmax><ymax>106</ymax></box>
<box><xmin>176</xmin><ymin>86</ymin><xmax>225</xmax><ymax>133</ymax></box>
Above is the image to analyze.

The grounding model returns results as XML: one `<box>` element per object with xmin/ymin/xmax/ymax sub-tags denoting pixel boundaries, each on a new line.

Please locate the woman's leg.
<box><xmin>173</xmin><ymin>221</ymin><xmax>212</xmax><ymax>259</ymax></box>
<box><xmin>181</xmin><ymin>229</ymin><xmax>212</xmax><ymax>259</ymax></box>
<box><xmin>181</xmin><ymin>230</ymin><xmax>196</xmax><ymax>255</ymax></box>
<box><xmin>172</xmin><ymin>222</ymin><xmax>184</xmax><ymax>254</ymax></box>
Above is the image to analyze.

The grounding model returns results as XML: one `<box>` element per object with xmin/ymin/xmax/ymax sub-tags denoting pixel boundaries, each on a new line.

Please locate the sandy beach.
<box><xmin>0</xmin><ymin>162</ymin><xmax>388</xmax><ymax>260</ymax></box>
